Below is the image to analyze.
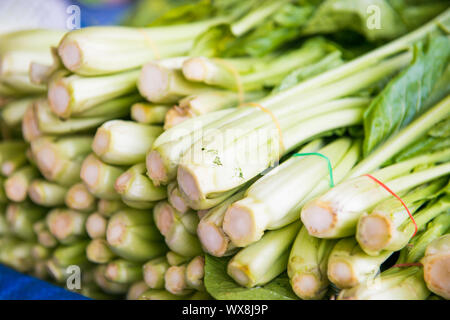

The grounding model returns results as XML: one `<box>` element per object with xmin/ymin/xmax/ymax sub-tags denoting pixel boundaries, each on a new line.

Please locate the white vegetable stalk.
<box><xmin>223</xmin><ymin>138</ymin><xmax>359</xmax><ymax>247</ymax></box>
<box><xmin>197</xmin><ymin>190</ymin><xmax>246</xmax><ymax>257</ymax></box>
<box><xmin>87</xmin><ymin>239</ymin><xmax>116</xmax><ymax>264</ymax></box>
<box><xmin>138</xmin><ymin>62</ymin><xmax>212</xmax><ymax>104</ymax></box>
<box><xmin>143</xmin><ymin>257</ymin><xmax>170</xmax><ymax>289</ymax></box>
<box><xmin>21</xmin><ymin>103</ymin><xmax>42</xmax><ymax>142</ymax></box>
<box><xmin>0</xmin><ymin>30</ymin><xmax>64</xmax><ymax>81</ymax></box>
<box><xmin>227</xmin><ymin>221</ymin><xmax>301</xmax><ymax>288</ymax></box>
<box><xmin>106</xmin><ymin>208</ymin><xmax>166</xmax><ymax>263</ymax></box>
<box><xmin>93</xmin><ymin>120</ymin><xmax>163</xmax><ymax>165</ymax></box>
<box><xmin>288</xmin><ymin>226</ymin><xmax>336</xmax><ymax>300</ymax></box>
<box><xmin>0</xmin><ymin>50</ymin><xmax>53</xmax><ymax>77</ymax></box>
<box><xmin>97</xmin><ymin>199</ymin><xmax>126</xmax><ymax>218</ymax></box>
<box><xmin>175</xmin><ymin>50</ymin><xmax>409</xmax><ymax>207</ymax></box>
<box><xmin>165</xmin><ymin>264</ymin><xmax>193</xmax><ymax>296</ymax></box>
<box><xmin>131</xmin><ymin>102</ymin><xmax>170</xmax><ymax>124</ymax></box>
<box><xmin>31</xmin><ymin>135</ymin><xmax>92</xmax><ymax>186</ymax></box>
<box><xmin>146</xmin><ymin>109</ymin><xmax>235</xmax><ymax>186</ymax></box>
<box><xmin>57</xmin><ymin>20</ymin><xmax>225</xmax><ymax>76</ymax></box>
<box><xmin>338</xmin><ymin>211</ymin><xmax>450</xmax><ymax>300</ymax></box>
<box><xmin>301</xmin><ymin>150</ymin><xmax>450</xmax><ymax>238</ymax></box>
<box><xmin>35</xmin><ymin>95</ymin><xmax>141</xmax><ymax>135</ymax></box>
<box><xmin>86</xmin><ymin>213</ymin><xmax>108</xmax><ymax>239</ymax></box>
<box><xmin>182</xmin><ymin>38</ymin><xmax>333</xmax><ymax>91</ymax></box>
<box><xmin>28</xmin><ymin>179</ymin><xmax>68</xmax><ymax>207</ymax></box>
<box><xmin>1</xmin><ymin>73</ymin><xmax>46</xmax><ymax>95</ymax></box>
<box><xmin>48</xmin><ymin>69</ymin><xmax>139</xmax><ymax>119</ymax></box>
<box><xmin>127</xmin><ymin>281</ymin><xmax>150</xmax><ymax>300</ymax></box>
<box><xmin>185</xmin><ymin>256</ymin><xmax>205</xmax><ymax>291</ymax></box>
<box><xmin>178</xmin><ymin>99</ymin><xmax>368</xmax><ymax>209</ymax></box>
<box><xmin>46</xmin><ymin>208</ymin><xmax>88</xmax><ymax>244</ymax></box>
<box><xmin>327</xmin><ymin>238</ymin><xmax>392</xmax><ymax>289</ymax></box>
<box><xmin>166</xmin><ymin>251</ymin><xmax>191</xmax><ymax>266</ymax></box>
<box><xmin>29</xmin><ymin>47</ymin><xmax>63</xmax><ymax>85</ymax></box>
<box><xmin>114</xmin><ymin>163</ymin><xmax>167</xmax><ymax>208</ymax></box>
<box><xmin>153</xmin><ymin>201</ymin><xmax>203</xmax><ymax>257</ymax></box>
<box><xmin>167</xmin><ymin>183</ymin><xmax>189</xmax><ymax>214</ymax></box>
<box><xmin>1</xmin><ymin>97</ymin><xmax>36</xmax><ymax>127</ymax></box>
<box><xmin>4</xmin><ymin>166</ymin><xmax>39</xmax><ymax>202</ymax></box>
<box><xmin>80</xmin><ymin>154</ymin><xmax>124</xmax><ymax>200</ymax></box>
<box><xmin>356</xmin><ymin>182</ymin><xmax>449</xmax><ymax>256</ymax></box>
<box><xmin>65</xmin><ymin>183</ymin><xmax>96</xmax><ymax>212</ymax></box>
<box><xmin>337</xmin><ymin>267</ymin><xmax>429</xmax><ymax>300</ymax></box>
<box><xmin>422</xmin><ymin>234</ymin><xmax>450</xmax><ymax>299</ymax></box>
<box><xmin>163</xmin><ymin>91</ymin><xmax>246</xmax><ymax>130</ymax></box>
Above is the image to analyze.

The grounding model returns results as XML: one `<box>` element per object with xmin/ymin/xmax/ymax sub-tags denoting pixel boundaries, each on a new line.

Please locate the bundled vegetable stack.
<box><xmin>0</xmin><ymin>0</ymin><xmax>449</xmax><ymax>300</ymax></box>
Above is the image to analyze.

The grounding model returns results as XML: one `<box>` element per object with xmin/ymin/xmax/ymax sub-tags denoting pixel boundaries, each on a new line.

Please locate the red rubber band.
<box><xmin>364</xmin><ymin>174</ymin><xmax>418</xmax><ymax>237</ymax></box>
<box><xmin>392</xmin><ymin>262</ymin><xmax>423</xmax><ymax>268</ymax></box>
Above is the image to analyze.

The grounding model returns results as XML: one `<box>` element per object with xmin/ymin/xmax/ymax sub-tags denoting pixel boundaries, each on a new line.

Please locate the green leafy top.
<box><xmin>204</xmin><ymin>255</ymin><xmax>299</xmax><ymax>300</ymax></box>
<box><xmin>363</xmin><ymin>34</ymin><xmax>450</xmax><ymax>156</ymax></box>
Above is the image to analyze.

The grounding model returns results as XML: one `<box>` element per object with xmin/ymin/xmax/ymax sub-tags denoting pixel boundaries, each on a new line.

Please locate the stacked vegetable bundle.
<box><xmin>0</xmin><ymin>0</ymin><xmax>449</xmax><ymax>300</ymax></box>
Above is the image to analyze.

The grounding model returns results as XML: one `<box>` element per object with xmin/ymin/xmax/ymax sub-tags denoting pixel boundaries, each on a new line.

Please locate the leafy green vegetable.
<box><xmin>273</xmin><ymin>50</ymin><xmax>343</xmax><ymax>93</ymax></box>
<box><xmin>204</xmin><ymin>255</ymin><xmax>299</xmax><ymax>300</ymax></box>
<box><xmin>390</xmin><ymin>117</ymin><xmax>450</xmax><ymax>163</ymax></box>
<box><xmin>302</xmin><ymin>0</ymin><xmax>448</xmax><ymax>41</ymax></box>
<box><xmin>363</xmin><ymin>35</ymin><xmax>450</xmax><ymax>155</ymax></box>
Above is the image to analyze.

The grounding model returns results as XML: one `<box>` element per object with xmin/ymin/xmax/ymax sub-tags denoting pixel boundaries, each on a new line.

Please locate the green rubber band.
<box><xmin>292</xmin><ymin>152</ymin><xmax>335</xmax><ymax>187</ymax></box>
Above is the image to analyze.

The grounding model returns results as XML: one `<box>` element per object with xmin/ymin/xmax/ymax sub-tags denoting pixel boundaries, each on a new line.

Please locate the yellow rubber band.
<box><xmin>212</xmin><ymin>58</ymin><xmax>245</xmax><ymax>104</ymax></box>
<box><xmin>240</xmin><ymin>102</ymin><xmax>285</xmax><ymax>152</ymax></box>
<box><xmin>138</xmin><ymin>29</ymin><xmax>161</xmax><ymax>60</ymax></box>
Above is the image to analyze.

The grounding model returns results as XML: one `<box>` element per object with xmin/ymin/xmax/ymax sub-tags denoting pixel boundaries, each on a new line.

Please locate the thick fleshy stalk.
<box><xmin>48</xmin><ymin>69</ymin><xmax>139</xmax><ymax>119</ymax></box>
<box><xmin>57</xmin><ymin>21</ymin><xmax>223</xmax><ymax>75</ymax></box>
<box><xmin>46</xmin><ymin>208</ymin><xmax>89</xmax><ymax>244</ymax></box>
<box><xmin>356</xmin><ymin>183</ymin><xmax>449</xmax><ymax>256</ymax></box>
<box><xmin>138</xmin><ymin>62</ymin><xmax>212</xmax><ymax>104</ymax></box>
<box><xmin>186</xmin><ymin>256</ymin><xmax>205</xmax><ymax>291</ymax></box>
<box><xmin>86</xmin><ymin>213</ymin><xmax>108</xmax><ymax>239</ymax></box>
<box><xmin>80</xmin><ymin>154</ymin><xmax>124</xmax><ymax>200</ymax></box>
<box><xmin>227</xmin><ymin>221</ymin><xmax>301</xmax><ymax>288</ymax></box>
<box><xmin>164</xmin><ymin>264</ymin><xmax>194</xmax><ymax>296</ymax></box>
<box><xmin>86</xmin><ymin>238</ymin><xmax>116</xmax><ymax>264</ymax></box>
<box><xmin>167</xmin><ymin>183</ymin><xmax>189</xmax><ymax>214</ymax></box>
<box><xmin>197</xmin><ymin>190</ymin><xmax>246</xmax><ymax>257</ymax></box>
<box><xmin>131</xmin><ymin>102</ymin><xmax>169</xmax><ymax>124</ymax></box>
<box><xmin>52</xmin><ymin>241</ymin><xmax>89</xmax><ymax>267</ymax></box>
<box><xmin>288</xmin><ymin>226</ymin><xmax>336</xmax><ymax>300</ymax></box>
<box><xmin>94</xmin><ymin>265</ymin><xmax>129</xmax><ymax>295</ymax></box>
<box><xmin>1</xmin><ymin>97</ymin><xmax>36</xmax><ymax>127</ymax></box>
<box><xmin>105</xmin><ymin>259</ymin><xmax>143</xmax><ymax>284</ymax></box>
<box><xmin>143</xmin><ymin>256</ymin><xmax>170</xmax><ymax>289</ymax></box>
<box><xmin>4</xmin><ymin>166</ymin><xmax>40</xmax><ymax>202</ymax></box>
<box><xmin>223</xmin><ymin>138</ymin><xmax>359</xmax><ymax>247</ymax></box>
<box><xmin>166</xmin><ymin>251</ymin><xmax>191</xmax><ymax>266</ymax></box>
<box><xmin>65</xmin><ymin>183</ymin><xmax>96</xmax><ymax>212</ymax></box>
<box><xmin>146</xmin><ymin>109</ymin><xmax>235</xmax><ymax>185</ymax></box>
<box><xmin>115</xmin><ymin>163</ymin><xmax>167</xmax><ymax>207</ymax></box>
<box><xmin>153</xmin><ymin>201</ymin><xmax>202</xmax><ymax>257</ymax></box>
<box><xmin>31</xmin><ymin>135</ymin><xmax>92</xmax><ymax>186</ymax></box>
<box><xmin>327</xmin><ymin>238</ymin><xmax>392</xmax><ymax>289</ymax></box>
<box><xmin>93</xmin><ymin>120</ymin><xmax>163</xmax><ymax>165</ymax></box>
<box><xmin>422</xmin><ymin>234</ymin><xmax>450</xmax><ymax>299</ymax></box>
<box><xmin>106</xmin><ymin>208</ymin><xmax>166</xmax><ymax>262</ymax></box>
<box><xmin>127</xmin><ymin>281</ymin><xmax>150</xmax><ymax>300</ymax></box>
<box><xmin>6</xmin><ymin>202</ymin><xmax>46</xmax><ymax>241</ymax></box>
<box><xmin>28</xmin><ymin>179</ymin><xmax>68</xmax><ymax>207</ymax></box>
<box><xmin>35</xmin><ymin>95</ymin><xmax>141</xmax><ymax>135</ymax></box>
<box><xmin>301</xmin><ymin>150</ymin><xmax>450</xmax><ymax>238</ymax></box>
<box><xmin>97</xmin><ymin>199</ymin><xmax>126</xmax><ymax>217</ymax></box>
<box><xmin>21</xmin><ymin>103</ymin><xmax>42</xmax><ymax>142</ymax></box>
